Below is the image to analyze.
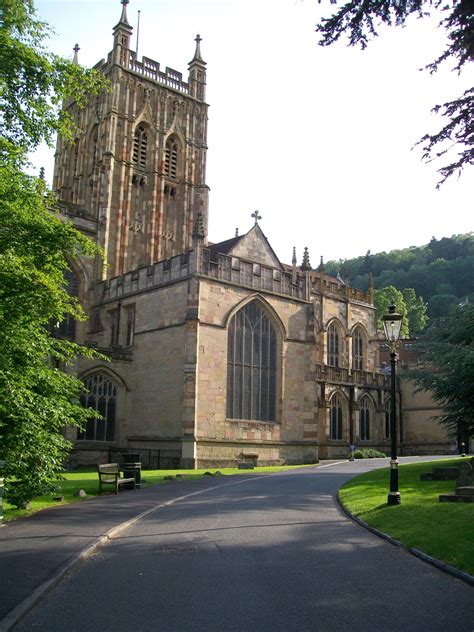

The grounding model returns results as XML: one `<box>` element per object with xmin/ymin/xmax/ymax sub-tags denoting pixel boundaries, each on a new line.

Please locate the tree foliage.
<box><xmin>402</xmin><ymin>287</ymin><xmax>429</xmax><ymax>335</ymax></box>
<box><xmin>409</xmin><ymin>305</ymin><xmax>474</xmax><ymax>440</ymax></box>
<box><xmin>326</xmin><ymin>233</ymin><xmax>474</xmax><ymax>319</ymax></box>
<box><xmin>0</xmin><ymin>0</ymin><xmax>105</xmax><ymax>152</ymax></box>
<box><xmin>0</xmin><ymin>0</ymin><xmax>107</xmax><ymax>507</ymax></box>
<box><xmin>373</xmin><ymin>286</ymin><xmax>410</xmax><ymax>337</ymax></box>
<box><xmin>316</xmin><ymin>0</ymin><xmax>474</xmax><ymax>185</ymax></box>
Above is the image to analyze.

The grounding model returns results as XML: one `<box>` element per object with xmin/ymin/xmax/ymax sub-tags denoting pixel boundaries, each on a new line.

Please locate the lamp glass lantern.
<box><xmin>382</xmin><ymin>305</ymin><xmax>403</xmax><ymax>347</ymax></box>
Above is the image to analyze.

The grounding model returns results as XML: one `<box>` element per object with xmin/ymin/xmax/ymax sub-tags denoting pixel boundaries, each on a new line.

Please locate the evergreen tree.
<box><xmin>410</xmin><ymin>305</ymin><xmax>474</xmax><ymax>443</ymax></box>
<box><xmin>402</xmin><ymin>288</ymin><xmax>428</xmax><ymax>336</ymax></box>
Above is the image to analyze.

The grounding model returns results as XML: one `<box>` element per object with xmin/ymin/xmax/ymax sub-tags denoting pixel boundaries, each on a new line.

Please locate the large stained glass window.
<box><xmin>78</xmin><ymin>373</ymin><xmax>117</xmax><ymax>441</ymax></box>
<box><xmin>227</xmin><ymin>302</ymin><xmax>277</xmax><ymax>422</ymax></box>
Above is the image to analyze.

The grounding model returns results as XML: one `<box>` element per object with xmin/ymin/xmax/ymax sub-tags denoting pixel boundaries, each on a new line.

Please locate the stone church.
<box><xmin>54</xmin><ymin>1</ymin><xmax>453</xmax><ymax>468</ymax></box>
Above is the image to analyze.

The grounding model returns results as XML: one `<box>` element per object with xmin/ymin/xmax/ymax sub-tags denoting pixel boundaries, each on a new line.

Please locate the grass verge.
<box><xmin>2</xmin><ymin>462</ymin><xmax>319</xmax><ymax>523</ymax></box>
<box><xmin>339</xmin><ymin>458</ymin><xmax>474</xmax><ymax>576</ymax></box>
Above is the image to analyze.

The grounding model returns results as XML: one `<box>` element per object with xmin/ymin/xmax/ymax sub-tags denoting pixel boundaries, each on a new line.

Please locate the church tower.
<box><xmin>53</xmin><ymin>0</ymin><xmax>209</xmax><ymax>280</ymax></box>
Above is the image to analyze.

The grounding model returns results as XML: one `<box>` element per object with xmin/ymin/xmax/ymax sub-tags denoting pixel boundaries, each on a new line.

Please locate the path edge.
<box><xmin>336</xmin><ymin>490</ymin><xmax>474</xmax><ymax>587</ymax></box>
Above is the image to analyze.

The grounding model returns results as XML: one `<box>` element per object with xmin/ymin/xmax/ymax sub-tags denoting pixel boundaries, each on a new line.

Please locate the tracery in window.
<box><xmin>133</xmin><ymin>125</ymin><xmax>148</xmax><ymax>168</ymax></box>
<box><xmin>359</xmin><ymin>397</ymin><xmax>370</xmax><ymax>441</ymax></box>
<box><xmin>78</xmin><ymin>373</ymin><xmax>117</xmax><ymax>441</ymax></box>
<box><xmin>330</xmin><ymin>393</ymin><xmax>343</xmax><ymax>440</ymax></box>
<box><xmin>328</xmin><ymin>322</ymin><xmax>341</xmax><ymax>368</ymax></box>
<box><xmin>164</xmin><ymin>136</ymin><xmax>178</xmax><ymax>178</ymax></box>
<box><xmin>352</xmin><ymin>326</ymin><xmax>364</xmax><ymax>371</ymax></box>
<box><xmin>227</xmin><ymin>302</ymin><xmax>277</xmax><ymax>422</ymax></box>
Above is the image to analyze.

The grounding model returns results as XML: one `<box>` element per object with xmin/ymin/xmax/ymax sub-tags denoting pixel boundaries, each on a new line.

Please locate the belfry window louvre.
<box><xmin>360</xmin><ymin>397</ymin><xmax>370</xmax><ymax>441</ymax></box>
<box><xmin>353</xmin><ymin>326</ymin><xmax>364</xmax><ymax>371</ymax></box>
<box><xmin>133</xmin><ymin>125</ymin><xmax>148</xmax><ymax>168</ymax></box>
<box><xmin>227</xmin><ymin>302</ymin><xmax>277</xmax><ymax>422</ymax></box>
<box><xmin>330</xmin><ymin>394</ymin><xmax>343</xmax><ymax>440</ymax></box>
<box><xmin>328</xmin><ymin>322</ymin><xmax>340</xmax><ymax>368</ymax></box>
<box><xmin>164</xmin><ymin>137</ymin><xmax>178</xmax><ymax>178</ymax></box>
<box><xmin>78</xmin><ymin>373</ymin><xmax>117</xmax><ymax>441</ymax></box>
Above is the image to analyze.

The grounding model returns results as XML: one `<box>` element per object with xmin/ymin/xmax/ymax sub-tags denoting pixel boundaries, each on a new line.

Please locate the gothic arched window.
<box><xmin>227</xmin><ymin>302</ymin><xmax>277</xmax><ymax>422</ymax></box>
<box><xmin>133</xmin><ymin>125</ymin><xmax>148</xmax><ymax>168</ymax></box>
<box><xmin>78</xmin><ymin>373</ymin><xmax>117</xmax><ymax>441</ymax></box>
<box><xmin>328</xmin><ymin>322</ymin><xmax>341</xmax><ymax>368</ymax></box>
<box><xmin>352</xmin><ymin>326</ymin><xmax>365</xmax><ymax>371</ymax></box>
<box><xmin>330</xmin><ymin>394</ymin><xmax>343</xmax><ymax>440</ymax></box>
<box><xmin>360</xmin><ymin>397</ymin><xmax>370</xmax><ymax>441</ymax></box>
<box><xmin>164</xmin><ymin>136</ymin><xmax>178</xmax><ymax>178</ymax></box>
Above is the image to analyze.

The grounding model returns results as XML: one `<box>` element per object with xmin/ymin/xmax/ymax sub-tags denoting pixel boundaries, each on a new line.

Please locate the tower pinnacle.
<box><xmin>301</xmin><ymin>247</ymin><xmax>311</xmax><ymax>272</ymax></box>
<box><xmin>191</xmin><ymin>33</ymin><xmax>205</xmax><ymax>64</ymax></box>
<box><xmin>118</xmin><ymin>0</ymin><xmax>130</xmax><ymax>26</ymax></box>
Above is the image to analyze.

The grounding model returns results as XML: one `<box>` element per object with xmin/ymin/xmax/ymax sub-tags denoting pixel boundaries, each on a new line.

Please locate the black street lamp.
<box><xmin>382</xmin><ymin>304</ymin><xmax>403</xmax><ymax>506</ymax></box>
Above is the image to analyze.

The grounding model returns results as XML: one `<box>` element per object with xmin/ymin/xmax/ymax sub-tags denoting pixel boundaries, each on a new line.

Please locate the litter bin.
<box><xmin>123</xmin><ymin>452</ymin><xmax>141</xmax><ymax>464</ymax></box>
<box><xmin>121</xmin><ymin>454</ymin><xmax>141</xmax><ymax>489</ymax></box>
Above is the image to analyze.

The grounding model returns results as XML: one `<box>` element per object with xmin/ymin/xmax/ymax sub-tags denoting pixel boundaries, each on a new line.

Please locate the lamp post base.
<box><xmin>387</xmin><ymin>491</ymin><xmax>401</xmax><ymax>506</ymax></box>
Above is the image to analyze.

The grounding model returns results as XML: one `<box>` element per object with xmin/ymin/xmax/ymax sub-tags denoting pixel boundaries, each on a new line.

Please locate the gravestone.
<box><xmin>439</xmin><ymin>458</ymin><xmax>474</xmax><ymax>503</ymax></box>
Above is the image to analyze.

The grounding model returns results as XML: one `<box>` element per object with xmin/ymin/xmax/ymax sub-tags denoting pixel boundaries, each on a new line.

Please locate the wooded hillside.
<box><xmin>325</xmin><ymin>233</ymin><xmax>474</xmax><ymax>318</ymax></box>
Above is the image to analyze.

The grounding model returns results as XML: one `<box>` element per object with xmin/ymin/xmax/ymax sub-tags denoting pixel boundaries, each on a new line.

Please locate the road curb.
<box><xmin>336</xmin><ymin>490</ymin><xmax>474</xmax><ymax>588</ymax></box>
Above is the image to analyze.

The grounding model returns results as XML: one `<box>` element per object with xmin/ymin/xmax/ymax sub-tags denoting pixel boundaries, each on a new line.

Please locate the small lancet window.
<box><xmin>330</xmin><ymin>394</ymin><xmax>343</xmax><ymax>440</ymax></box>
<box><xmin>133</xmin><ymin>125</ymin><xmax>148</xmax><ymax>168</ymax></box>
<box><xmin>352</xmin><ymin>326</ymin><xmax>364</xmax><ymax>371</ymax></box>
<box><xmin>164</xmin><ymin>137</ymin><xmax>178</xmax><ymax>178</ymax></box>
<box><xmin>328</xmin><ymin>322</ymin><xmax>340</xmax><ymax>368</ymax></box>
<box><xmin>360</xmin><ymin>397</ymin><xmax>370</xmax><ymax>441</ymax></box>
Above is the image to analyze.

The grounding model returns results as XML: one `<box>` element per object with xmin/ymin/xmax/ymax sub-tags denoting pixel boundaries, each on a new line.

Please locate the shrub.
<box><xmin>349</xmin><ymin>448</ymin><xmax>387</xmax><ymax>460</ymax></box>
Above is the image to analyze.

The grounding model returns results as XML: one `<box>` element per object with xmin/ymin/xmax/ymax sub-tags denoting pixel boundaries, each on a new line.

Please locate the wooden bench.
<box><xmin>97</xmin><ymin>463</ymin><xmax>136</xmax><ymax>495</ymax></box>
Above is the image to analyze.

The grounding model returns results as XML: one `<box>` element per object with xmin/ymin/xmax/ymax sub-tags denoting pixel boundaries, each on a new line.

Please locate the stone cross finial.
<box><xmin>195</xmin><ymin>33</ymin><xmax>202</xmax><ymax>45</ymax></box>
<box><xmin>251</xmin><ymin>210</ymin><xmax>262</xmax><ymax>225</ymax></box>
<box><xmin>73</xmin><ymin>43</ymin><xmax>80</xmax><ymax>64</ymax></box>
<box><xmin>118</xmin><ymin>0</ymin><xmax>130</xmax><ymax>26</ymax></box>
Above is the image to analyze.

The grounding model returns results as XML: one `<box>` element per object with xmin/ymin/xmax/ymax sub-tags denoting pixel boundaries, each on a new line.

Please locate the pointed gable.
<box><xmin>225</xmin><ymin>224</ymin><xmax>282</xmax><ymax>269</ymax></box>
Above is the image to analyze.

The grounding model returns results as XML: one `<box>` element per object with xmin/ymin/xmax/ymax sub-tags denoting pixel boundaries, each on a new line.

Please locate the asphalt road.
<box><xmin>14</xmin><ymin>458</ymin><xmax>474</xmax><ymax>632</ymax></box>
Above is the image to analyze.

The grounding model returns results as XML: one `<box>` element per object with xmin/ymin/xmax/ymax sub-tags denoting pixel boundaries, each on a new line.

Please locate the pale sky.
<box><xmin>32</xmin><ymin>0</ymin><xmax>473</xmax><ymax>264</ymax></box>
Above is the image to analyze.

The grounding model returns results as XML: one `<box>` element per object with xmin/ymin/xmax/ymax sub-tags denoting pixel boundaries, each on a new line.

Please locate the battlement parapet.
<box><xmin>117</xmin><ymin>50</ymin><xmax>190</xmax><ymax>95</ymax></box>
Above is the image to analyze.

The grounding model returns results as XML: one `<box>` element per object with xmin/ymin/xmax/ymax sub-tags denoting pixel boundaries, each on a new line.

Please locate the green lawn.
<box><xmin>339</xmin><ymin>458</ymin><xmax>474</xmax><ymax>575</ymax></box>
<box><xmin>2</xmin><ymin>462</ymin><xmax>318</xmax><ymax>522</ymax></box>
